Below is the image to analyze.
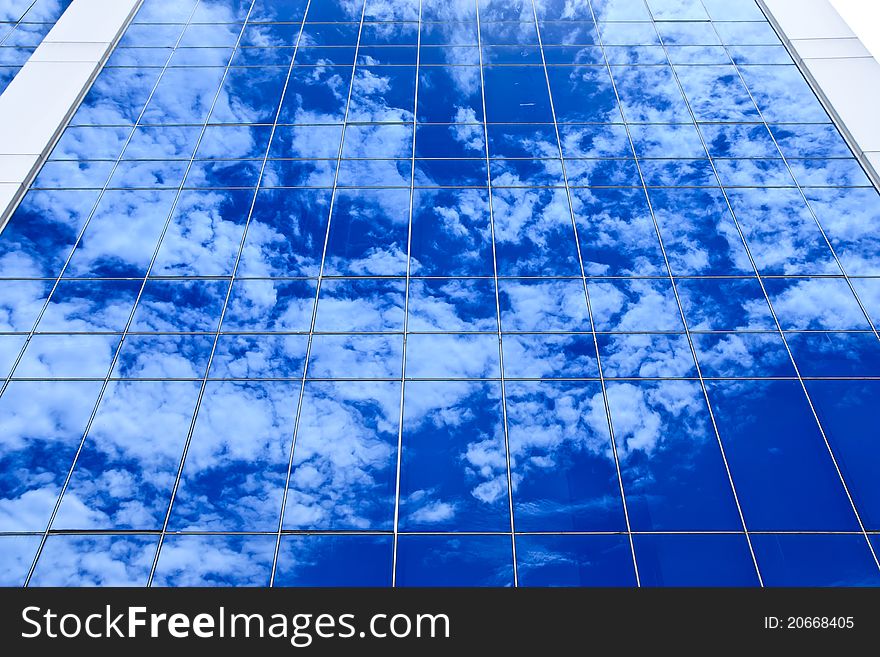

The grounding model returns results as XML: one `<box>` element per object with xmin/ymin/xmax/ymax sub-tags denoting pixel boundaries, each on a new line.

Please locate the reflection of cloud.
<box><xmin>154</xmin><ymin>535</ymin><xmax>275</xmax><ymax>587</ymax></box>
<box><xmin>30</xmin><ymin>535</ymin><xmax>156</xmax><ymax>587</ymax></box>
<box><xmin>284</xmin><ymin>382</ymin><xmax>399</xmax><ymax>530</ymax></box>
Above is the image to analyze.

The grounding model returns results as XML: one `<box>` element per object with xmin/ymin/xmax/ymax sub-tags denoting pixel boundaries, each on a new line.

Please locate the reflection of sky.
<box><xmin>3</xmin><ymin>0</ymin><xmax>880</xmax><ymax>588</ymax></box>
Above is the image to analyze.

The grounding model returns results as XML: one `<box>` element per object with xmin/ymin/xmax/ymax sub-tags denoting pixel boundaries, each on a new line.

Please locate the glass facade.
<box><xmin>1</xmin><ymin>0</ymin><xmax>880</xmax><ymax>587</ymax></box>
<box><xmin>0</xmin><ymin>0</ymin><xmax>72</xmax><ymax>94</ymax></box>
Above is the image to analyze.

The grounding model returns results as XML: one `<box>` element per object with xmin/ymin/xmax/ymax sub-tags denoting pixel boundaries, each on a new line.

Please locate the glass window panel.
<box><xmin>499</xmin><ymin>279</ymin><xmax>591</xmax><ymax>332</ymax></box>
<box><xmin>210</xmin><ymin>66</ymin><xmax>293</xmax><ymax>123</ymax></box>
<box><xmin>725</xmin><ymin>188</ymin><xmax>838</xmax><ymax>275</ymax></box>
<box><xmin>598</xmin><ymin>333</ymin><xmax>696</xmax><ymax>378</ymax></box>
<box><xmin>141</xmin><ymin>67</ymin><xmax>228</xmax><ymax>125</ymax></box>
<box><xmin>113</xmin><ymin>334</ymin><xmax>215</xmax><ymax>379</ymax></box>
<box><xmin>415</xmin><ymin>159</ymin><xmax>488</xmax><ymax>187</ymax></box>
<box><xmin>589</xmin><ymin>0</ymin><xmax>652</xmax><ymax>21</ymax></box>
<box><xmin>702</xmin><ymin>0</ymin><xmax>766</xmax><ymax>21</ymax></box>
<box><xmin>419</xmin><ymin>21</ymin><xmax>478</xmax><ymax>47</ymax></box>
<box><xmin>656</xmin><ymin>22</ymin><xmax>720</xmax><ymax>46</ymax></box>
<box><xmin>324</xmin><ymin>189</ymin><xmax>410</xmax><ymax>276</ymax></box>
<box><xmin>0</xmin><ymin>280</ymin><xmax>51</xmax><ymax>332</ymax></box>
<box><xmin>634</xmin><ymin>534</ymin><xmax>759</xmax><ymax>587</ymax></box>
<box><xmin>349</xmin><ymin>66</ymin><xmax>416</xmax><ymax>123</ymax></box>
<box><xmin>153</xmin><ymin>535</ymin><xmax>275</xmax><ymax>586</ymax></box>
<box><xmin>675</xmin><ymin>65</ymin><xmax>760</xmax><ymax>121</ymax></box>
<box><xmin>603</xmin><ymin>44</ymin><xmax>667</xmax><ymax>65</ymax></box>
<box><xmin>714</xmin><ymin>21</ymin><xmax>780</xmax><ymax>46</ymax></box>
<box><xmin>640</xmin><ymin>158</ymin><xmax>717</xmax><ymax>187</ymax></box>
<box><xmin>37</xmin><ymin>280</ymin><xmax>141</xmax><ymax>333</ymax></box>
<box><xmin>558</xmin><ymin>124</ymin><xmax>632</xmax><ymax>159</ymax></box>
<box><xmin>787</xmin><ymin>332</ymin><xmax>880</xmax><ymax>378</ymax></box>
<box><xmin>517</xmin><ymin>534</ymin><xmax>637</xmax><ymax>587</ymax></box>
<box><xmin>16</xmin><ymin>334</ymin><xmax>119</xmax><ymax>379</ymax></box>
<box><xmin>396</xmin><ymin>535</ymin><xmax>514</xmax><ymax>587</ymax></box>
<box><xmin>738</xmin><ymin>65</ymin><xmax>829</xmax><ymax>123</ymax></box>
<box><xmin>107</xmin><ymin>160</ymin><xmax>189</xmax><ymax>189</ymax></box>
<box><xmin>152</xmin><ymin>189</ymin><xmax>253</xmax><ymax>277</ymax></box>
<box><xmin>598</xmin><ymin>22</ymin><xmax>660</xmax><ymax>46</ymax></box>
<box><xmin>804</xmin><ymin>188</ymin><xmax>880</xmax><ymax>276</ymax></box>
<box><xmin>275</xmin><ymin>535</ymin><xmax>392</xmax><ymax>586</ymax></box>
<box><xmin>63</xmin><ymin>190</ymin><xmax>179</xmax><ymax>278</ymax></box>
<box><xmin>406</xmin><ymin>333</ymin><xmax>500</xmax><ymax>379</ymax></box>
<box><xmin>566</xmin><ymin>158</ymin><xmax>640</xmax><ymax>187</ymax></box>
<box><xmin>589</xmin><ymin>279</ymin><xmax>685</xmax><ymax>332</ymax></box>
<box><xmin>0</xmin><ymin>535</ymin><xmax>40</xmax><ymax>586</ymax></box>
<box><xmin>168</xmin><ymin>381</ymin><xmax>300</xmax><ymax>531</ymax></box>
<box><xmin>546</xmin><ymin>65</ymin><xmax>621</xmax><ymax>123</ymax></box>
<box><xmin>491</xmin><ymin>187</ymin><xmax>581</xmax><ymax>276</ymax></box>
<box><xmin>410</xmin><ymin>189</ymin><xmax>494</xmax><ymax>276</ymax></box>
<box><xmin>190</xmin><ymin>0</ymin><xmax>253</xmax><ymax>24</ymax></box>
<box><xmin>123</xmin><ymin>125</ymin><xmax>203</xmax><ymax>160</ymax></box>
<box><xmin>50</xmin><ymin>126</ymin><xmax>132</xmax><ymax>161</ymax></box>
<box><xmin>0</xmin><ymin>190</ymin><xmax>100</xmax><ymax>279</ymax></box>
<box><xmin>314</xmin><ymin>278</ymin><xmax>405</xmax><ymax>333</ymax></box>
<box><xmin>279</xmin><ymin>66</ymin><xmax>354</xmax><ymax>124</ymax></box>
<box><xmin>481</xmin><ymin>44</ymin><xmax>543</xmax><ymax>65</ymax></box>
<box><xmin>483</xmin><ymin>66</ymin><xmax>554</xmax><ymax>123</ymax></box>
<box><xmin>487</xmin><ymin>124</ymin><xmax>558</xmax><ymax>159</ymax></box>
<box><xmin>693</xmin><ymin>332</ymin><xmax>795</xmax><ymax>378</ymax></box>
<box><xmin>629</xmin><ymin>123</ymin><xmax>705</xmax><ymax>159</ymax></box>
<box><xmin>608</xmin><ymin>380</ymin><xmax>743</xmax><ymax>530</ymax></box>
<box><xmin>407</xmin><ymin>278</ymin><xmax>497</xmax><ymax>332</ymax></box>
<box><xmin>611</xmin><ymin>66</ymin><xmax>692</xmax><ymax>123</ymax></box>
<box><xmin>789</xmin><ymin>159</ymin><xmax>871</xmax><ymax>188</ymax></box>
<box><xmin>507</xmin><ymin>380</ymin><xmax>625</xmax><ymax>531</ymax></box>
<box><xmin>707</xmin><ymin>380</ymin><xmax>860</xmax><ymax>531</ymax></box>
<box><xmin>676</xmin><ymin>278</ymin><xmax>775</xmax><ymax>331</ymax></box>
<box><xmin>184</xmin><ymin>158</ymin><xmax>263</xmax><ymax>188</ymax></box>
<box><xmin>665</xmin><ymin>44</ymin><xmax>732</xmax><ymax>65</ymax></box>
<box><xmin>210</xmin><ymin>334</ymin><xmax>309</xmax><ymax>379</ymax></box>
<box><xmin>52</xmin><ymin>380</ymin><xmax>202</xmax><ymax>530</ymax></box>
<box><xmin>361</xmin><ymin>22</ymin><xmax>420</xmax><ymax>45</ymax></box>
<box><xmin>502</xmin><ymin>333</ymin><xmax>599</xmax><ymax>379</ymax></box>
<box><xmin>478</xmin><ymin>0</ymin><xmax>532</xmax><ymax>22</ymax></box>
<box><xmin>490</xmin><ymin>158</ymin><xmax>565</xmax><ymax>187</ymax></box>
<box><xmin>538</xmin><ymin>21</ymin><xmax>598</xmax><ymax>46</ymax></box>
<box><xmin>808</xmin><ymin>381</ymin><xmax>880</xmax><ymax>529</ymax></box>
<box><xmin>764</xmin><ymin>278</ymin><xmax>871</xmax><ymax>331</ymax></box>
<box><xmin>728</xmin><ymin>44</ymin><xmax>792</xmax><ymax>65</ymax></box>
<box><xmin>0</xmin><ymin>381</ymin><xmax>103</xmax><ymax>532</ymax></box>
<box><xmin>416</xmin><ymin>123</ymin><xmax>485</xmax><ymax>159</ymax></box>
<box><xmin>700</xmin><ymin>123</ymin><xmax>777</xmax><ymax>158</ymax></box>
<box><xmin>650</xmin><ymin>188</ymin><xmax>753</xmax><ymax>276</ymax></box>
<box><xmin>308</xmin><ymin>334</ymin><xmax>403</xmax><ymax>379</ymax></box>
<box><xmin>400</xmin><ymin>380</ymin><xmax>508</xmax><ymax>531</ymax></box>
<box><xmin>751</xmin><ymin>534</ymin><xmax>880</xmax><ymax>587</ymax></box>
<box><xmin>71</xmin><ymin>67</ymin><xmax>165</xmax><ymax>125</ymax></box>
<box><xmin>282</xmin><ymin>381</ymin><xmax>399</xmax><ymax>530</ymax></box>
<box><xmin>249</xmin><ymin>0</ymin><xmax>309</xmax><ymax>22</ymax></box>
<box><xmin>29</xmin><ymin>535</ymin><xmax>157</xmax><ymax>587</ymax></box>
<box><xmin>223</xmin><ymin>279</ymin><xmax>317</xmax><ymax>332</ymax></box>
<box><xmin>481</xmin><ymin>20</ymin><xmax>539</xmax><ymax>46</ymax></box>
<box><xmin>851</xmin><ymin>278</ymin><xmax>880</xmax><ymax>326</ymax></box>
<box><xmin>237</xmin><ymin>189</ymin><xmax>332</xmax><ymax>278</ymax></box>
<box><xmin>129</xmin><ymin>280</ymin><xmax>229</xmax><ymax>333</ymax></box>
<box><xmin>570</xmin><ymin>188</ymin><xmax>665</xmax><ymax>276</ymax></box>
<box><xmin>0</xmin><ymin>334</ymin><xmax>27</xmax><ymax>379</ymax></box>
<box><xmin>33</xmin><ymin>161</ymin><xmax>116</xmax><ymax>189</ymax></box>
<box><xmin>198</xmin><ymin>125</ymin><xmax>273</xmax><ymax>159</ymax></box>
<box><xmin>646</xmin><ymin>0</ymin><xmax>709</xmax><ymax>20</ymax></box>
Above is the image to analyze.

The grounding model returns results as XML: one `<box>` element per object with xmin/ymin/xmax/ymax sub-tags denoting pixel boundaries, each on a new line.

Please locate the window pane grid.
<box><xmin>3</xmin><ymin>0</ymin><xmax>880</xmax><ymax>587</ymax></box>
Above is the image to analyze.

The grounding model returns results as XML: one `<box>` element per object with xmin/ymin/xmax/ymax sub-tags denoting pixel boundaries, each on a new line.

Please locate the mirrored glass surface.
<box><xmin>396</xmin><ymin>535</ymin><xmax>514</xmax><ymax>587</ymax></box>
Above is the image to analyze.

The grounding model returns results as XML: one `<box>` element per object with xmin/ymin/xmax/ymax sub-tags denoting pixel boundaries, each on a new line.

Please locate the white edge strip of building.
<box><xmin>759</xmin><ymin>0</ymin><xmax>880</xmax><ymax>189</ymax></box>
<box><xmin>0</xmin><ymin>0</ymin><xmax>143</xmax><ymax>229</ymax></box>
